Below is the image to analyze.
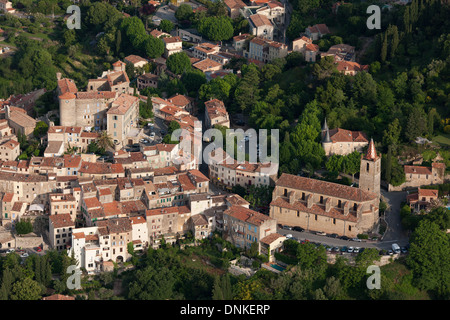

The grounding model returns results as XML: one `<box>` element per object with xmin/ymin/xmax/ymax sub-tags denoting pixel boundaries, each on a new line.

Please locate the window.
<box><xmin>283</xmin><ymin>189</ymin><xmax>287</xmax><ymax>197</ymax></box>
<box><xmin>349</xmin><ymin>226</ymin><xmax>352</xmax><ymax>231</ymax></box>
<box><xmin>366</xmin><ymin>163</ymin><xmax>370</xmax><ymax>172</ymax></box>
<box><xmin>320</xmin><ymin>196</ymin><xmax>324</xmax><ymax>204</ymax></box>
<box><xmin>301</xmin><ymin>192</ymin><xmax>305</xmax><ymax>201</ymax></box>
<box><xmin>338</xmin><ymin>200</ymin><xmax>342</xmax><ymax>208</ymax></box>
<box><xmin>333</xmin><ymin>218</ymin><xmax>336</xmax><ymax>224</ymax></box>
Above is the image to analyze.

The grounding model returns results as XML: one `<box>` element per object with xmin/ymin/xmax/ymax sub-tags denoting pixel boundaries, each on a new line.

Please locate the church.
<box><xmin>321</xmin><ymin>118</ymin><xmax>369</xmax><ymax>156</ymax></box>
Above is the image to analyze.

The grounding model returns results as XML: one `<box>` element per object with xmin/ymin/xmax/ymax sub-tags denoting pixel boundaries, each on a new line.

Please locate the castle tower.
<box><xmin>59</xmin><ymin>92</ymin><xmax>77</xmax><ymax>127</ymax></box>
<box><xmin>359</xmin><ymin>138</ymin><xmax>381</xmax><ymax>197</ymax></box>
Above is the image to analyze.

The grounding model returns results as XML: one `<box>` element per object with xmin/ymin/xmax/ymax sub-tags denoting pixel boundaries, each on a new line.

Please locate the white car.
<box><xmin>347</xmin><ymin>247</ymin><xmax>354</xmax><ymax>253</ymax></box>
<box><xmin>6</xmin><ymin>249</ymin><xmax>15</xmax><ymax>254</ymax></box>
<box><xmin>150</xmin><ymin>132</ymin><xmax>155</xmax><ymax>138</ymax></box>
<box><xmin>285</xmin><ymin>234</ymin><xmax>293</xmax><ymax>239</ymax></box>
<box><xmin>353</xmin><ymin>247</ymin><xmax>360</xmax><ymax>253</ymax></box>
<box><xmin>20</xmin><ymin>252</ymin><xmax>29</xmax><ymax>258</ymax></box>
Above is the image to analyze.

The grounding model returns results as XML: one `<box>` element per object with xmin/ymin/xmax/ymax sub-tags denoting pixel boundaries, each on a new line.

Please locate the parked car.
<box><xmin>328</xmin><ymin>233</ymin><xmax>339</xmax><ymax>238</ymax></box>
<box><xmin>6</xmin><ymin>249</ymin><xmax>15</xmax><ymax>254</ymax></box>
<box><xmin>293</xmin><ymin>226</ymin><xmax>304</xmax><ymax>232</ymax></box>
<box><xmin>315</xmin><ymin>231</ymin><xmax>327</xmax><ymax>236</ymax></box>
<box><xmin>282</xmin><ymin>225</ymin><xmax>292</xmax><ymax>230</ymax></box>
<box><xmin>353</xmin><ymin>247</ymin><xmax>360</xmax><ymax>253</ymax></box>
<box><xmin>352</xmin><ymin>237</ymin><xmax>362</xmax><ymax>242</ymax></box>
<box><xmin>160</xmin><ymin>130</ymin><xmax>166</xmax><ymax>135</ymax></box>
<box><xmin>347</xmin><ymin>247</ymin><xmax>354</xmax><ymax>253</ymax></box>
<box><xmin>332</xmin><ymin>247</ymin><xmax>340</xmax><ymax>252</ymax></box>
<box><xmin>340</xmin><ymin>246</ymin><xmax>348</xmax><ymax>252</ymax></box>
<box><xmin>150</xmin><ymin>132</ymin><xmax>156</xmax><ymax>138</ymax></box>
<box><xmin>387</xmin><ymin>249</ymin><xmax>394</xmax><ymax>255</ymax></box>
<box><xmin>392</xmin><ymin>243</ymin><xmax>401</xmax><ymax>254</ymax></box>
<box><xmin>20</xmin><ymin>252</ymin><xmax>29</xmax><ymax>258</ymax></box>
<box><xmin>340</xmin><ymin>236</ymin><xmax>350</xmax><ymax>241</ymax></box>
<box><xmin>401</xmin><ymin>247</ymin><xmax>408</xmax><ymax>254</ymax></box>
<box><xmin>285</xmin><ymin>234</ymin><xmax>293</xmax><ymax>239</ymax></box>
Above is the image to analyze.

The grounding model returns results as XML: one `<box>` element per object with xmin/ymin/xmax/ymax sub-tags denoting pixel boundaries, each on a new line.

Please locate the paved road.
<box><xmin>381</xmin><ymin>189</ymin><xmax>409</xmax><ymax>245</ymax></box>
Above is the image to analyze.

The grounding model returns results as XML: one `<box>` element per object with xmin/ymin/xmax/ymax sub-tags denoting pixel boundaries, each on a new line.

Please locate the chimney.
<box><xmin>289</xmin><ymin>191</ymin><xmax>295</xmax><ymax>204</ymax></box>
<box><xmin>343</xmin><ymin>201</ymin><xmax>349</xmax><ymax>216</ymax></box>
<box><xmin>306</xmin><ymin>194</ymin><xmax>313</xmax><ymax>208</ymax></box>
<box><xmin>325</xmin><ymin>198</ymin><xmax>331</xmax><ymax>212</ymax></box>
<box><xmin>56</xmin><ymin>72</ymin><xmax>62</xmax><ymax>80</ymax></box>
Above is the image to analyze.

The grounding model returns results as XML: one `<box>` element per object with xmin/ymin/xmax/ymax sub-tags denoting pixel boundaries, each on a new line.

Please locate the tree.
<box><xmin>175</xmin><ymin>4</ymin><xmax>192</xmax><ymax>21</ymax></box>
<box><xmin>407</xmin><ymin>220</ymin><xmax>450</xmax><ymax>298</ymax></box>
<box><xmin>197</xmin><ymin>16</ymin><xmax>234</xmax><ymax>41</ymax></box>
<box><xmin>97</xmin><ymin>131</ymin><xmax>114</xmax><ymax>151</ymax></box>
<box><xmin>166</xmin><ymin>52</ymin><xmax>191</xmax><ymax>75</ymax></box>
<box><xmin>115</xmin><ymin>29</ymin><xmax>122</xmax><ymax>56</ymax></box>
<box><xmin>212</xmin><ymin>276</ymin><xmax>224</xmax><ymax>300</ymax></box>
<box><xmin>140</xmin><ymin>95</ymin><xmax>154</xmax><ymax>119</ymax></box>
<box><xmin>15</xmin><ymin>219</ymin><xmax>33</xmax><ymax>235</ymax></box>
<box><xmin>181</xmin><ymin>70</ymin><xmax>207</xmax><ymax>95</ymax></box>
<box><xmin>405</xmin><ymin>107</ymin><xmax>427</xmax><ymax>141</ymax></box>
<box><xmin>159</xmin><ymin>19</ymin><xmax>174</xmax><ymax>33</ymax></box>
<box><xmin>142</xmin><ymin>35</ymin><xmax>164</xmax><ymax>59</ymax></box>
<box><xmin>10</xmin><ymin>278</ymin><xmax>42</xmax><ymax>300</ymax></box>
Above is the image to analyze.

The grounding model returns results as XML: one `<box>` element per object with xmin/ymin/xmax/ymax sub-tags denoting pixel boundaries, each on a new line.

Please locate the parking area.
<box><xmin>278</xmin><ymin>226</ymin><xmax>409</xmax><ymax>256</ymax></box>
<box><xmin>0</xmin><ymin>246</ymin><xmax>44</xmax><ymax>258</ymax></box>
<box><xmin>152</xmin><ymin>5</ymin><xmax>177</xmax><ymax>25</ymax></box>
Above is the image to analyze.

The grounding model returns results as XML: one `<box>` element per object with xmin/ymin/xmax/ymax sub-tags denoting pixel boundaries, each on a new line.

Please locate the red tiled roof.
<box><xmin>260</xmin><ymin>232</ymin><xmax>285</xmax><ymax>245</ymax></box>
<box><xmin>418</xmin><ymin>188</ymin><xmax>438</xmax><ymax>198</ymax></box>
<box><xmin>49</xmin><ymin>213</ymin><xmax>74</xmax><ymax>229</ymax></box>
<box><xmin>224</xmin><ymin>205</ymin><xmax>274</xmax><ymax>226</ymax></box>
<box><xmin>328</xmin><ymin>128</ymin><xmax>368</xmax><ymax>143</ymax></box>
<box><xmin>404</xmin><ymin>165</ymin><xmax>432</xmax><ymax>175</ymax></box>
<box><xmin>275</xmin><ymin>173</ymin><xmax>378</xmax><ymax>202</ymax></box>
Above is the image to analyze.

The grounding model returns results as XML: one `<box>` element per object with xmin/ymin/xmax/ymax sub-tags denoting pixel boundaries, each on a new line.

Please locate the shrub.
<box><xmin>15</xmin><ymin>219</ymin><xmax>33</xmax><ymax>235</ymax></box>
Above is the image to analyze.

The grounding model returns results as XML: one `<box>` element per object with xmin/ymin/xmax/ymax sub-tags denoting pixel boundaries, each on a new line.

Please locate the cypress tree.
<box><xmin>212</xmin><ymin>276</ymin><xmax>224</xmax><ymax>300</ymax></box>
<box><xmin>385</xmin><ymin>147</ymin><xmax>392</xmax><ymax>184</ymax></box>
<box><xmin>380</xmin><ymin>33</ymin><xmax>388</xmax><ymax>62</ymax></box>
<box><xmin>221</xmin><ymin>274</ymin><xmax>233</xmax><ymax>300</ymax></box>
<box><xmin>35</xmin><ymin>256</ymin><xmax>42</xmax><ymax>284</ymax></box>
<box><xmin>116</xmin><ymin>29</ymin><xmax>122</xmax><ymax>56</ymax></box>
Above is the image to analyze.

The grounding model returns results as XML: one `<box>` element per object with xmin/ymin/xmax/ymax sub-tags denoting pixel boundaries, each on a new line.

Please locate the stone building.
<box><xmin>321</xmin><ymin>118</ymin><xmax>369</xmax><ymax>156</ymax></box>
<box><xmin>49</xmin><ymin>213</ymin><xmax>74</xmax><ymax>251</ymax></box>
<box><xmin>0</xmin><ymin>139</ymin><xmax>20</xmax><ymax>161</ymax></box>
<box><xmin>204</xmin><ymin>99</ymin><xmax>230</xmax><ymax>129</ymax></box>
<box><xmin>223</xmin><ymin>205</ymin><xmax>277</xmax><ymax>253</ymax></box>
<box><xmin>269</xmin><ymin>173</ymin><xmax>379</xmax><ymax>237</ymax></box>
<box><xmin>106</xmin><ymin>93</ymin><xmax>140</xmax><ymax>148</ymax></box>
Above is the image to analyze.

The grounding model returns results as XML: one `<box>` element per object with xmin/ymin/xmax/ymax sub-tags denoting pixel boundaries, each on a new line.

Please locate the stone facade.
<box><xmin>270</xmin><ymin>173</ymin><xmax>379</xmax><ymax>237</ymax></box>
